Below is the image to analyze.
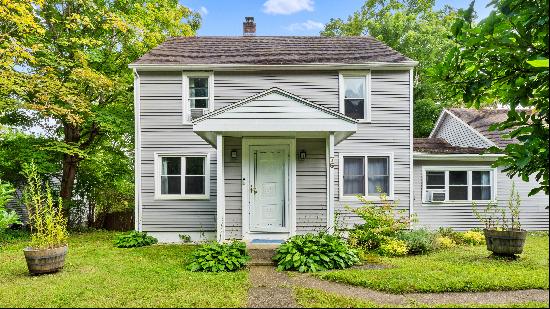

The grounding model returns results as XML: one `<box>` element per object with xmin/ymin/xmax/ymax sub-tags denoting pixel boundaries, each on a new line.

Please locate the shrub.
<box><xmin>437</xmin><ymin>227</ymin><xmax>463</xmax><ymax>243</ymax></box>
<box><xmin>273</xmin><ymin>233</ymin><xmax>359</xmax><ymax>272</ymax></box>
<box><xmin>377</xmin><ymin>238</ymin><xmax>408</xmax><ymax>256</ymax></box>
<box><xmin>434</xmin><ymin>236</ymin><xmax>456</xmax><ymax>249</ymax></box>
<box><xmin>187</xmin><ymin>241</ymin><xmax>249</xmax><ymax>272</ymax></box>
<box><xmin>472</xmin><ymin>182</ymin><xmax>522</xmax><ymax>231</ymax></box>
<box><xmin>396</xmin><ymin>229</ymin><xmax>435</xmax><ymax>255</ymax></box>
<box><xmin>347</xmin><ymin>192</ymin><xmax>409</xmax><ymax>251</ymax></box>
<box><xmin>0</xmin><ymin>229</ymin><xmax>30</xmax><ymax>245</ymax></box>
<box><xmin>24</xmin><ymin>163</ymin><xmax>68</xmax><ymax>249</ymax></box>
<box><xmin>461</xmin><ymin>230</ymin><xmax>485</xmax><ymax>245</ymax></box>
<box><xmin>0</xmin><ymin>180</ymin><xmax>20</xmax><ymax>231</ymax></box>
<box><xmin>179</xmin><ymin>234</ymin><xmax>192</xmax><ymax>243</ymax></box>
<box><xmin>113</xmin><ymin>231</ymin><xmax>158</xmax><ymax>248</ymax></box>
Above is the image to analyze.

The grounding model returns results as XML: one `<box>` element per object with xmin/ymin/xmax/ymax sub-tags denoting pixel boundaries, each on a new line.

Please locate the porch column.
<box><xmin>216</xmin><ymin>134</ymin><xmax>225</xmax><ymax>242</ymax></box>
<box><xmin>326</xmin><ymin>133</ymin><xmax>335</xmax><ymax>233</ymax></box>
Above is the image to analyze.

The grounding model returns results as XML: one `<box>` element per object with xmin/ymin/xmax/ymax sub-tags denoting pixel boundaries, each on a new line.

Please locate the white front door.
<box><xmin>249</xmin><ymin>145</ymin><xmax>289</xmax><ymax>232</ymax></box>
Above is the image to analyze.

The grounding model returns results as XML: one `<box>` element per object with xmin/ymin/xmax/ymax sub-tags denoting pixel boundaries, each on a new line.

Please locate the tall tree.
<box><xmin>322</xmin><ymin>0</ymin><xmax>461</xmax><ymax>137</ymax></box>
<box><xmin>439</xmin><ymin>0</ymin><xmax>549</xmax><ymax>195</ymax></box>
<box><xmin>0</xmin><ymin>1</ymin><xmax>200</xmax><ymax>207</ymax></box>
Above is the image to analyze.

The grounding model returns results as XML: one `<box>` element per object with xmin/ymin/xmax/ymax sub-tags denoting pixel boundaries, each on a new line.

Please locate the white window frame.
<box><xmin>338</xmin><ymin>152</ymin><xmax>394</xmax><ymax>201</ymax></box>
<box><xmin>338</xmin><ymin>71</ymin><xmax>371</xmax><ymax>123</ymax></box>
<box><xmin>422</xmin><ymin>166</ymin><xmax>497</xmax><ymax>204</ymax></box>
<box><xmin>154</xmin><ymin>152</ymin><xmax>210</xmax><ymax>200</ymax></box>
<box><xmin>182</xmin><ymin>71</ymin><xmax>214</xmax><ymax>124</ymax></box>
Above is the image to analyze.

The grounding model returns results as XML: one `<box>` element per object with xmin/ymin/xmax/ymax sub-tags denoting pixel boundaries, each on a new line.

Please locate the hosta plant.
<box><xmin>187</xmin><ymin>240</ymin><xmax>249</xmax><ymax>272</ymax></box>
<box><xmin>273</xmin><ymin>233</ymin><xmax>359</xmax><ymax>273</ymax></box>
<box><xmin>113</xmin><ymin>231</ymin><xmax>158</xmax><ymax>248</ymax></box>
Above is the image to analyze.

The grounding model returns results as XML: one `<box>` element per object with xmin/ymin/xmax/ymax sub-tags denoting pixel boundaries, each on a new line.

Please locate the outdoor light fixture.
<box><xmin>299</xmin><ymin>150</ymin><xmax>307</xmax><ymax>160</ymax></box>
<box><xmin>231</xmin><ymin>150</ymin><xmax>238</xmax><ymax>158</ymax></box>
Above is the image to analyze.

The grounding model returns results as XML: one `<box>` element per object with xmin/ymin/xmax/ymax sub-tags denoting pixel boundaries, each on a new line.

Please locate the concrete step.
<box><xmin>248</xmin><ymin>248</ymin><xmax>277</xmax><ymax>266</ymax></box>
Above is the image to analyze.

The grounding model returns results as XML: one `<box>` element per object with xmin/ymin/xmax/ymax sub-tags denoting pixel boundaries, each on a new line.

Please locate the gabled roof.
<box><xmin>447</xmin><ymin>108</ymin><xmax>524</xmax><ymax>148</ymax></box>
<box><xmin>413</xmin><ymin>138</ymin><xmax>486</xmax><ymax>154</ymax></box>
<box><xmin>131</xmin><ymin>36</ymin><xmax>415</xmax><ymax>66</ymax></box>
<box><xmin>192</xmin><ymin>87</ymin><xmax>357</xmax><ymax>146</ymax></box>
<box><xmin>193</xmin><ymin>87</ymin><xmax>357</xmax><ymax>124</ymax></box>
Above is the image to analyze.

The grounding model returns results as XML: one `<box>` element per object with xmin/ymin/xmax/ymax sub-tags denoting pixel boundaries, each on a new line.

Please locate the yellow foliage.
<box><xmin>434</xmin><ymin>236</ymin><xmax>456</xmax><ymax>249</ymax></box>
<box><xmin>461</xmin><ymin>231</ymin><xmax>485</xmax><ymax>245</ymax></box>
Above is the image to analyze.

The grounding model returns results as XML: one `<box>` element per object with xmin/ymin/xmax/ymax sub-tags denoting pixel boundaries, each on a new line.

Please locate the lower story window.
<box><xmin>424</xmin><ymin>169</ymin><xmax>494</xmax><ymax>203</ymax></box>
<box><xmin>157</xmin><ymin>154</ymin><xmax>209</xmax><ymax>199</ymax></box>
<box><xmin>341</xmin><ymin>154</ymin><xmax>393</xmax><ymax>198</ymax></box>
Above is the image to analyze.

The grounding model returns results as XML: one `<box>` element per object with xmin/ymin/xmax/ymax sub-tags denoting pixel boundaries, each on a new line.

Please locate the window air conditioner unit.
<box><xmin>429</xmin><ymin>191</ymin><xmax>446</xmax><ymax>202</ymax></box>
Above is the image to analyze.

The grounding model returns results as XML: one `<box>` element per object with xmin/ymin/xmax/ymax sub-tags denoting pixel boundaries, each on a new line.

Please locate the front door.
<box><xmin>249</xmin><ymin>145</ymin><xmax>289</xmax><ymax>232</ymax></box>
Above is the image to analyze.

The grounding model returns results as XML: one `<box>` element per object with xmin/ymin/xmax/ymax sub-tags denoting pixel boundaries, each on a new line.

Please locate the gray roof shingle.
<box><xmin>132</xmin><ymin>36</ymin><xmax>414</xmax><ymax>65</ymax></box>
<box><xmin>414</xmin><ymin>138</ymin><xmax>486</xmax><ymax>154</ymax></box>
<box><xmin>447</xmin><ymin>108</ymin><xmax>527</xmax><ymax>148</ymax></box>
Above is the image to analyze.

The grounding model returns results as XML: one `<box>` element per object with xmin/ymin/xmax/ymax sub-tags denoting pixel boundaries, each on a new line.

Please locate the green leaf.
<box><xmin>527</xmin><ymin>59</ymin><xmax>549</xmax><ymax>68</ymax></box>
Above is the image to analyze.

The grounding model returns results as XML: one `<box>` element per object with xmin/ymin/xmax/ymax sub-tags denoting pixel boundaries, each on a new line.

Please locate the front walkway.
<box><xmin>246</xmin><ymin>265</ymin><xmax>550</xmax><ymax>308</ymax></box>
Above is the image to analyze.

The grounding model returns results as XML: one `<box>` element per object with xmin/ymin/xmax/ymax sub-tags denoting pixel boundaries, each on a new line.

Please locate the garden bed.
<box><xmin>315</xmin><ymin>233</ymin><xmax>549</xmax><ymax>293</ymax></box>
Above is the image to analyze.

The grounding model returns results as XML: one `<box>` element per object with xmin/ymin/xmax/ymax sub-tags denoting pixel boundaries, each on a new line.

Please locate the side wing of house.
<box><xmin>413</xmin><ymin>159</ymin><xmax>549</xmax><ymax>230</ymax></box>
<box><xmin>430</xmin><ymin>110</ymin><xmax>494</xmax><ymax>148</ymax></box>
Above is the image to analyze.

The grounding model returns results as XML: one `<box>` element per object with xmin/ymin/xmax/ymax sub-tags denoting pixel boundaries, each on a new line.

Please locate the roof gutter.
<box><xmin>128</xmin><ymin>61</ymin><xmax>419</xmax><ymax>71</ymax></box>
<box><xmin>413</xmin><ymin>152</ymin><xmax>504</xmax><ymax>161</ymax></box>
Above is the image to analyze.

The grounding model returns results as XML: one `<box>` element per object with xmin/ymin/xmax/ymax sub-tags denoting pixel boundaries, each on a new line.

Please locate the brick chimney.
<box><xmin>243</xmin><ymin>17</ymin><xmax>256</xmax><ymax>36</ymax></box>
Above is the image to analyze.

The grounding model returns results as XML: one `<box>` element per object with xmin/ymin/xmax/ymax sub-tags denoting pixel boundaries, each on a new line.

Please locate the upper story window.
<box><xmin>183</xmin><ymin>72</ymin><xmax>214</xmax><ymax>123</ymax></box>
<box><xmin>155</xmin><ymin>153</ymin><xmax>210</xmax><ymax>200</ymax></box>
<box><xmin>189</xmin><ymin>77</ymin><xmax>209</xmax><ymax>108</ymax></box>
<box><xmin>339</xmin><ymin>72</ymin><xmax>371</xmax><ymax>121</ymax></box>
<box><xmin>424</xmin><ymin>168</ymin><xmax>495</xmax><ymax>203</ymax></box>
<box><xmin>340</xmin><ymin>153</ymin><xmax>394</xmax><ymax>200</ymax></box>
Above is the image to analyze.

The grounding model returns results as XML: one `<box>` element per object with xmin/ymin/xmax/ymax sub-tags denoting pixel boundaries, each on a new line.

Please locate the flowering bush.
<box><xmin>434</xmin><ymin>236</ymin><xmax>456</xmax><ymax>249</ymax></box>
<box><xmin>347</xmin><ymin>192</ymin><xmax>409</xmax><ymax>251</ymax></box>
<box><xmin>377</xmin><ymin>238</ymin><xmax>408</xmax><ymax>256</ymax></box>
<box><xmin>461</xmin><ymin>230</ymin><xmax>485</xmax><ymax>245</ymax></box>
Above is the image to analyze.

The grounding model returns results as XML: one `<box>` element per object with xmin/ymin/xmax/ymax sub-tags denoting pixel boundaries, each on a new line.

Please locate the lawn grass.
<box><xmin>316</xmin><ymin>234</ymin><xmax>549</xmax><ymax>293</ymax></box>
<box><xmin>294</xmin><ymin>287</ymin><xmax>550</xmax><ymax>308</ymax></box>
<box><xmin>0</xmin><ymin>231</ymin><xmax>249</xmax><ymax>308</ymax></box>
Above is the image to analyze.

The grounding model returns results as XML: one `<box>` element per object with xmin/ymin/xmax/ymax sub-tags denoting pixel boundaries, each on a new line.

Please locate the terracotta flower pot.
<box><xmin>483</xmin><ymin>229</ymin><xmax>527</xmax><ymax>256</ymax></box>
<box><xmin>23</xmin><ymin>245</ymin><xmax>68</xmax><ymax>275</ymax></box>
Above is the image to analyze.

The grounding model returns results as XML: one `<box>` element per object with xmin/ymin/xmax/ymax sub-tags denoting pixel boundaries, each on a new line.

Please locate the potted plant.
<box><xmin>473</xmin><ymin>183</ymin><xmax>526</xmax><ymax>256</ymax></box>
<box><xmin>23</xmin><ymin>163</ymin><xmax>69</xmax><ymax>275</ymax></box>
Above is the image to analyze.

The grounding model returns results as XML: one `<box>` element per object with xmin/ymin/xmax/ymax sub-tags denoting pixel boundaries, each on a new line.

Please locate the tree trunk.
<box><xmin>60</xmin><ymin>123</ymin><xmax>81</xmax><ymax>208</ymax></box>
<box><xmin>60</xmin><ymin>154</ymin><xmax>78</xmax><ymax>203</ymax></box>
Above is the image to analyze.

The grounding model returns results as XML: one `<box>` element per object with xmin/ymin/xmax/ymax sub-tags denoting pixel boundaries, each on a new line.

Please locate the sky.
<box><xmin>182</xmin><ymin>0</ymin><xmax>494</xmax><ymax>36</ymax></box>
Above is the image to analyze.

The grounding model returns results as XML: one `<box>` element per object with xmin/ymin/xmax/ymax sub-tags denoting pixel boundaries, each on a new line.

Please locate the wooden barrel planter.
<box><xmin>483</xmin><ymin>229</ymin><xmax>527</xmax><ymax>256</ymax></box>
<box><xmin>23</xmin><ymin>245</ymin><xmax>68</xmax><ymax>275</ymax></box>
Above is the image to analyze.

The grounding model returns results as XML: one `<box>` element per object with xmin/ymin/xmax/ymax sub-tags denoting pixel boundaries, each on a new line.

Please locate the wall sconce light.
<box><xmin>299</xmin><ymin>150</ymin><xmax>307</xmax><ymax>160</ymax></box>
<box><xmin>231</xmin><ymin>150</ymin><xmax>238</xmax><ymax>158</ymax></box>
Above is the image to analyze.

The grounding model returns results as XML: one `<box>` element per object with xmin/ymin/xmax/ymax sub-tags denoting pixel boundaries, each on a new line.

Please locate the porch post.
<box><xmin>216</xmin><ymin>134</ymin><xmax>225</xmax><ymax>242</ymax></box>
<box><xmin>326</xmin><ymin>133</ymin><xmax>335</xmax><ymax>233</ymax></box>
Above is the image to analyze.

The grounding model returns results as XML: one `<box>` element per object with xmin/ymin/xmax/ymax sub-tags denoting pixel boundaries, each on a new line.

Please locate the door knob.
<box><xmin>250</xmin><ymin>185</ymin><xmax>257</xmax><ymax>194</ymax></box>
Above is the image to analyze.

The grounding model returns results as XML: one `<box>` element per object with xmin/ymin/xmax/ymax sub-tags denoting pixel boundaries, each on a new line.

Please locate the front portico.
<box><xmin>193</xmin><ymin>88</ymin><xmax>357</xmax><ymax>242</ymax></box>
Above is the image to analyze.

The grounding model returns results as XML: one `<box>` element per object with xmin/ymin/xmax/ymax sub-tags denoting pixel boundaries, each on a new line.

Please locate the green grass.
<box><xmin>316</xmin><ymin>234</ymin><xmax>549</xmax><ymax>293</ymax></box>
<box><xmin>0</xmin><ymin>231</ymin><xmax>249</xmax><ymax>307</ymax></box>
<box><xmin>294</xmin><ymin>287</ymin><xmax>550</xmax><ymax>308</ymax></box>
